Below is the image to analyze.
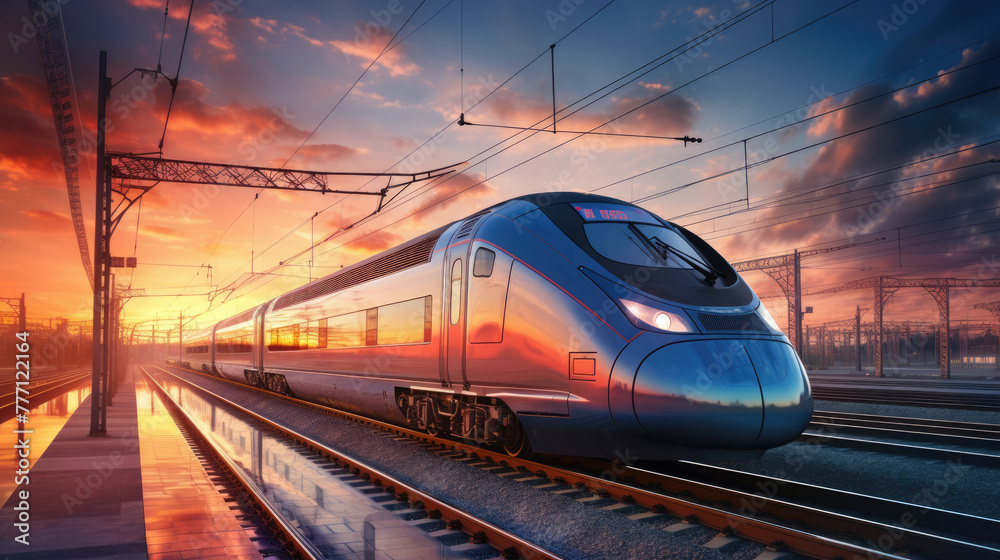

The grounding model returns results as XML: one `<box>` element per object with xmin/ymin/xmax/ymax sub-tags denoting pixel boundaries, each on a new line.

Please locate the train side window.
<box><xmin>450</xmin><ymin>259</ymin><xmax>462</xmax><ymax>325</ymax></box>
<box><xmin>473</xmin><ymin>248</ymin><xmax>495</xmax><ymax>278</ymax></box>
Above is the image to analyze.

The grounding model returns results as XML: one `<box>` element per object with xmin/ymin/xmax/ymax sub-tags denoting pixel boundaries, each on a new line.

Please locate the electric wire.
<box><xmin>199</xmin><ymin>0</ymin><xmax>881</xmax><ymax>309</ymax></box>
<box><xmin>126</xmin><ymin>197</ymin><xmax>143</xmax><ymax>289</ymax></box>
<box><xmin>157</xmin><ymin>0</ymin><xmax>195</xmax><ymax>153</ymax></box>
<box><xmin>183</xmin><ymin>2</ymin><xmax>998</xmax><ymax>326</ymax></box>
<box><xmin>281</xmin><ymin>0</ymin><xmax>429</xmax><ymax>168</ymax></box>
<box><xmin>156</xmin><ymin>0</ymin><xmax>170</xmax><ymax>71</ymax></box>
<box><xmin>184</xmin><ymin>0</ymin><xmax>626</xmax><ymax>315</ymax></box>
<box><xmin>380</xmin><ymin>0</ymin><xmax>856</xmax><ymax>219</ymax></box>
<box><xmin>158</xmin><ymin>0</ymin><xmax>815</xmax><ymax>311</ymax></box>
<box><xmin>699</xmin><ymin>169</ymin><xmax>1000</xmax><ymax>242</ymax></box>
<box><xmin>672</xmin><ymin>136</ymin><xmax>1000</xmax><ymax>223</ymax></box>
<box><xmin>592</xmin><ymin>51</ymin><xmax>1000</xmax><ymax>202</ymax></box>
<box><xmin>687</xmin><ymin>159</ymin><xmax>1000</xmax><ymax>234</ymax></box>
<box><xmin>632</xmin><ymin>72</ymin><xmax>1000</xmax><ymax>205</ymax></box>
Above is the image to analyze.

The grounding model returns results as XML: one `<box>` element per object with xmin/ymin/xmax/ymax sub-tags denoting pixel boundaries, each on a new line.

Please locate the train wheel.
<box><xmin>501</xmin><ymin>416</ymin><xmax>531</xmax><ymax>458</ymax></box>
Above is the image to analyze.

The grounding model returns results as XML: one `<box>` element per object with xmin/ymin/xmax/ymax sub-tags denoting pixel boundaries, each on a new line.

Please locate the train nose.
<box><xmin>631</xmin><ymin>339</ymin><xmax>812</xmax><ymax>449</ymax></box>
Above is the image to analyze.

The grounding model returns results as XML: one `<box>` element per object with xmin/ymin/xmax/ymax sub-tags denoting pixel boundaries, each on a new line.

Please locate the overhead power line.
<box><xmin>282</xmin><ymin>0</ymin><xmax>429</xmax><ymax>168</ymax></box>
<box><xmin>200</xmin><ymin>0</ymin><xmax>861</xmax><ymax>310</ymax></box>
<box><xmin>157</xmin><ymin>0</ymin><xmax>195</xmax><ymax>153</ymax></box>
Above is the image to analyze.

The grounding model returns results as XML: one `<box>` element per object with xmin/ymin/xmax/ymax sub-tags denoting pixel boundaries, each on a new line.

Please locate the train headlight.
<box><xmin>620</xmin><ymin>299</ymin><xmax>695</xmax><ymax>333</ymax></box>
<box><xmin>654</xmin><ymin>312</ymin><xmax>672</xmax><ymax>331</ymax></box>
<box><xmin>756</xmin><ymin>301</ymin><xmax>782</xmax><ymax>333</ymax></box>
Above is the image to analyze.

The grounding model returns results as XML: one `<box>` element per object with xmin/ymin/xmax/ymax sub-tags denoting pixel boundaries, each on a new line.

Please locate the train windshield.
<box><xmin>574</xmin><ymin>203</ymin><xmax>722</xmax><ymax>284</ymax></box>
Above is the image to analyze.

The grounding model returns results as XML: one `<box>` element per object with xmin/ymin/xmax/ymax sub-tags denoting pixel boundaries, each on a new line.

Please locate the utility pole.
<box><xmin>81</xmin><ymin>51</ymin><xmax>460</xmax><ymax>439</ymax></box>
<box><xmin>18</xmin><ymin>293</ymin><xmax>25</xmax><ymax>333</ymax></box>
<box><xmin>179</xmin><ymin>312</ymin><xmax>183</xmax><ymax>363</ymax></box>
<box><xmin>855</xmin><ymin>305</ymin><xmax>862</xmax><ymax>372</ymax></box>
<box><xmin>90</xmin><ymin>51</ymin><xmax>109</xmax><ymax>437</ymax></box>
<box><xmin>804</xmin><ymin>325</ymin><xmax>810</xmax><ymax>367</ymax></box>
<box><xmin>108</xmin><ymin>274</ymin><xmax>116</xmax><ymax>408</ymax></box>
<box><xmin>793</xmin><ymin>250</ymin><xmax>802</xmax><ymax>356</ymax></box>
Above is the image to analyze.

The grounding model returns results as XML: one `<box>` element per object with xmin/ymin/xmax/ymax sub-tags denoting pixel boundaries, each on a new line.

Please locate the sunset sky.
<box><xmin>2</xmin><ymin>0</ymin><xmax>999</xmax><ymax>338</ymax></box>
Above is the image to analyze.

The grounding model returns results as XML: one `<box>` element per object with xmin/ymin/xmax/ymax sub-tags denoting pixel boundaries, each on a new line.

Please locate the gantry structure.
<box><xmin>973</xmin><ymin>301</ymin><xmax>1000</xmax><ymax>371</ymax></box>
<box><xmin>732</xmin><ymin>244</ymin><xmax>854</xmax><ymax>356</ymax></box>
<box><xmin>814</xmin><ymin>277</ymin><xmax>1000</xmax><ymax>377</ymax></box>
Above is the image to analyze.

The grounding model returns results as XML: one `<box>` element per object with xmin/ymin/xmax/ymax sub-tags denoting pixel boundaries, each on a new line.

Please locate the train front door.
<box><xmin>253</xmin><ymin>305</ymin><xmax>265</xmax><ymax>376</ymax></box>
<box><xmin>443</xmin><ymin>244</ymin><xmax>469</xmax><ymax>390</ymax></box>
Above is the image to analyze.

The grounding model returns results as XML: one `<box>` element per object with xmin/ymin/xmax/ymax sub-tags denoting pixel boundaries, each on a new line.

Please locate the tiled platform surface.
<box><xmin>0</xmin><ymin>369</ymin><xmax>266</xmax><ymax>560</ymax></box>
<box><xmin>136</xmin><ymin>376</ymin><xmax>263</xmax><ymax>560</ymax></box>
<box><xmin>0</xmin><ymin>370</ymin><xmax>146</xmax><ymax>559</ymax></box>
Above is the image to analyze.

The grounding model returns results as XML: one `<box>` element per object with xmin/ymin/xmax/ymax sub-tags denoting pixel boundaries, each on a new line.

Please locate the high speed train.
<box><xmin>178</xmin><ymin>192</ymin><xmax>812</xmax><ymax>460</ymax></box>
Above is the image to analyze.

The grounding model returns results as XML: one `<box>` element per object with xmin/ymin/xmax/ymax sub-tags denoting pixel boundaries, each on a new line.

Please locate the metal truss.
<box><xmin>29</xmin><ymin>0</ymin><xmax>93</xmax><ymax>289</ymax></box>
<box><xmin>109</xmin><ymin>153</ymin><xmax>462</xmax><ymax>206</ymax></box>
<box><xmin>732</xmin><ymin>244</ymin><xmax>853</xmax><ymax>357</ymax></box>
<box><xmin>815</xmin><ymin>277</ymin><xmax>1000</xmax><ymax>377</ymax></box>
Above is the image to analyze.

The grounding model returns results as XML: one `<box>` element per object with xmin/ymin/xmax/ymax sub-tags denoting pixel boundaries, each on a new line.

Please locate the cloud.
<box><xmin>126</xmin><ymin>0</ymin><xmax>235</xmax><ymax>61</ymax></box>
<box><xmin>329</xmin><ymin>27</ymin><xmax>421</xmax><ymax>77</ymax></box>
<box><xmin>249</xmin><ymin>16</ymin><xmax>279</xmax><ymax>34</ymax></box>
<box><xmin>397</xmin><ymin>171</ymin><xmax>496</xmax><ymax>233</ymax></box>
<box><xmin>292</xmin><ymin>143</ymin><xmax>368</xmax><ymax>165</ymax></box>
<box><xmin>468</xmin><ymin>83</ymin><xmax>700</xmax><ymax>144</ymax></box>
<box><xmin>0</xmin><ymin>74</ymin><xmax>64</xmax><ymax>191</ymax></box>
<box><xmin>140</xmin><ymin>224</ymin><xmax>189</xmax><ymax>242</ymax></box>
<box><xmin>249</xmin><ymin>17</ymin><xmax>325</xmax><ymax>47</ymax></box>
<box><xmin>20</xmin><ymin>209</ymin><xmax>71</xmax><ymax>226</ymax></box>
<box><xmin>347</xmin><ymin>229</ymin><xmax>404</xmax><ymax>255</ymax></box>
<box><xmin>639</xmin><ymin>82</ymin><xmax>671</xmax><ymax>91</ymax></box>
<box><xmin>717</xmin><ymin>41</ymin><xmax>1000</xmax><ymax>273</ymax></box>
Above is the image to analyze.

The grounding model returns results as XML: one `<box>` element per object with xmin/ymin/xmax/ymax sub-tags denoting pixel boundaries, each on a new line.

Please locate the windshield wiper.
<box><xmin>628</xmin><ymin>224</ymin><xmax>722</xmax><ymax>286</ymax></box>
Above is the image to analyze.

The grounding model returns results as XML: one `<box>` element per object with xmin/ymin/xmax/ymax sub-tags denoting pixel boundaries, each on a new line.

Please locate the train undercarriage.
<box><xmin>395</xmin><ymin>390</ymin><xmax>530</xmax><ymax>457</ymax></box>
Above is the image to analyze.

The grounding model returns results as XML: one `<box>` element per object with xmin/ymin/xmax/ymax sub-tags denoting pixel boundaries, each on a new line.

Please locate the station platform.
<box><xmin>0</xmin><ymin>368</ymin><xmax>263</xmax><ymax>560</ymax></box>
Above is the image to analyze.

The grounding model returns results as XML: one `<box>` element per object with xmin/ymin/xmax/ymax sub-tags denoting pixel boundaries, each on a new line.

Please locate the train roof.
<box><xmin>506</xmin><ymin>191</ymin><xmax>636</xmax><ymax>209</ymax></box>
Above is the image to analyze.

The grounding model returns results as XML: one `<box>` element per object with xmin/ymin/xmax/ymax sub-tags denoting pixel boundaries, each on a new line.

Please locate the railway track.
<box><xmin>797</xmin><ymin>410</ymin><xmax>1000</xmax><ymax>467</ymax></box>
<box><xmin>142</xmin><ymin>365</ymin><xmax>561</xmax><ymax>560</ymax></box>
<box><xmin>810</xmin><ymin>377</ymin><xmax>1000</xmax><ymax>410</ymax></box>
<box><xmin>608</xmin><ymin>459</ymin><xmax>1000</xmax><ymax>559</ymax></box>
<box><xmin>812</xmin><ymin>410</ymin><xmax>1000</xmax><ymax>442</ymax></box>
<box><xmin>150</xmin><ymin>362</ymin><xmax>1000</xmax><ymax>560</ymax></box>
<box><xmin>810</xmin><ymin>410</ymin><xmax>1000</xmax><ymax>449</ymax></box>
<box><xmin>0</xmin><ymin>366</ymin><xmax>90</xmax><ymax>423</ymax></box>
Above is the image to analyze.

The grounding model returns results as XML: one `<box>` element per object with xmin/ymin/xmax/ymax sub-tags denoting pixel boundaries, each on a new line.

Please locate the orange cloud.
<box><xmin>805</xmin><ymin>94</ymin><xmax>847</xmax><ymax>138</ymax></box>
<box><xmin>329</xmin><ymin>27</ymin><xmax>420</xmax><ymax>77</ymax></box>
<box><xmin>249</xmin><ymin>17</ymin><xmax>278</xmax><ymax>33</ymax></box>
<box><xmin>293</xmin><ymin>144</ymin><xmax>368</xmax><ymax>165</ymax></box>
<box><xmin>346</xmin><ymin>229</ymin><xmax>404</xmax><ymax>255</ymax></box>
<box><xmin>140</xmin><ymin>224</ymin><xmax>188</xmax><ymax>242</ymax></box>
<box><xmin>249</xmin><ymin>17</ymin><xmax>326</xmax><ymax>47</ymax></box>
<box><xmin>20</xmin><ymin>209</ymin><xmax>70</xmax><ymax>226</ymax></box>
<box><xmin>0</xmin><ymin>74</ymin><xmax>64</xmax><ymax>191</ymax></box>
<box><xmin>125</xmin><ymin>0</ymin><xmax>162</xmax><ymax>8</ymax></box>
<box><xmin>101</xmin><ymin>77</ymin><xmax>370</xmax><ymax>168</ymax></box>
<box><xmin>127</xmin><ymin>0</ymin><xmax>235</xmax><ymax>60</ymax></box>
<box><xmin>892</xmin><ymin>47</ymin><xmax>974</xmax><ymax>106</ymax></box>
